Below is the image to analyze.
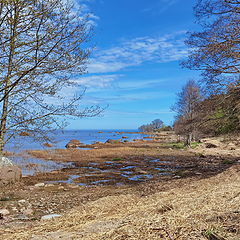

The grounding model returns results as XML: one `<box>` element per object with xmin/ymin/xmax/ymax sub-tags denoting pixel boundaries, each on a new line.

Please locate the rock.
<box><xmin>105</xmin><ymin>139</ymin><xmax>121</xmax><ymax>144</ymax></box>
<box><xmin>41</xmin><ymin>214</ymin><xmax>62</xmax><ymax>220</ymax></box>
<box><xmin>45</xmin><ymin>184</ymin><xmax>54</xmax><ymax>187</ymax></box>
<box><xmin>22</xmin><ymin>208</ymin><xmax>33</xmax><ymax>215</ymax></box>
<box><xmin>19</xmin><ymin>131</ymin><xmax>30</xmax><ymax>136</ymax></box>
<box><xmin>205</xmin><ymin>143</ymin><xmax>218</xmax><ymax>148</ymax></box>
<box><xmin>15</xmin><ymin>214</ymin><xmax>29</xmax><ymax>220</ymax></box>
<box><xmin>68</xmin><ymin>184</ymin><xmax>79</xmax><ymax>189</ymax></box>
<box><xmin>0</xmin><ymin>156</ymin><xmax>13</xmax><ymax>166</ymax></box>
<box><xmin>18</xmin><ymin>199</ymin><xmax>27</xmax><ymax>204</ymax></box>
<box><xmin>227</xmin><ymin>143</ymin><xmax>236</xmax><ymax>150</ymax></box>
<box><xmin>65</xmin><ymin>139</ymin><xmax>82</xmax><ymax>148</ymax></box>
<box><xmin>0</xmin><ymin>157</ymin><xmax>22</xmax><ymax>186</ymax></box>
<box><xmin>122</xmin><ymin>136</ymin><xmax>128</xmax><ymax>139</ymax></box>
<box><xmin>34</xmin><ymin>183</ymin><xmax>45</xmax><ymax>187</ymax></box>
<box><xmin>43</xmin><ymin>143</ymin><xmax>53</xmax><ymax>148</ymax></box>
<box><xmin>0</xmin><ymin>209</ymin><xmax>10</xmax><ymax>216</ymax></box>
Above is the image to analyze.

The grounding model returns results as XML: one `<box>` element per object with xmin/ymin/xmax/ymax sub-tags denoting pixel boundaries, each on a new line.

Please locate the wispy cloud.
<box><xmin>142</xmin><ymin>0</ymin><xmax>178</xmax><ymax>14</ymax></box>
<box><xmin>106</xmin><ymin>109</ymin><xmax>174</xmax><ymax>117</ymax></box>
<box><xmin>73</xmin><ymin>74</ymin><xmax>121</xmax><ymax>89</ymax></box>
<box><xmin>82</xmin><ymin>90</ymin><xmax>174</xmax><ymax>105</ymax></box>
<box><xmin>64</xmin><ymin>0</ymin><xmax>99</xmax><ymax>26</ymax></box>
<box><xmin>88</xmin><ymin>31</ymin><xmax>188</xmax><ymax>74</ymax></box>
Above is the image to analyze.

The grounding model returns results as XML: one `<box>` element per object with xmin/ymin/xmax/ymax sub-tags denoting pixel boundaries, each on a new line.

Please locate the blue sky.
<box><xmin>68</xmin><ymin>0</ymin><xmax>199</xmax><ymax>129</ymax></box>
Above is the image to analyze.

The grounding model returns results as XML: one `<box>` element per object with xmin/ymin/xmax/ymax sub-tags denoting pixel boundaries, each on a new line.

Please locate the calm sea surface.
<box><xmin>5</xmin><ymin>130</ymin><xmax>149</xmax><ymax>176</ymax></box>
<box><xmin>5</xmin><ymin>129</ymin><xmax>148</xmax><ymax>152</ymax></box>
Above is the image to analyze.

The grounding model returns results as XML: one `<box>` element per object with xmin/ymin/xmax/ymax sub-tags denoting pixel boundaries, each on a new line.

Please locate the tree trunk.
<box><xmin>0</xmin><ymin>6</ymin><xmax>18</xmax><ymax>152</ymax></box>
<box><xmin>0</xmin><ymin>90</ymin><xmax>10</xmax><ymax>152</ymax></box>
<box><xmin>186</xmin><ymin>132</ymin><xmax>192</xmax><ymax>147</ymax></box>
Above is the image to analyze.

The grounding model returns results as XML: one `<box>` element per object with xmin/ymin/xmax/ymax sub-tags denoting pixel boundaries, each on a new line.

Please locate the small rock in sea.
<box><xmin>41</xmin><ymin>214</ymin><xmax>62</xmax><ymax>220</ymax></box>
<box><xmin>0</xmin><ymin>209</ymin><xmax>10</xmax><ymax>216</ymax></box>
<box><xmin>65</xmin><ymin>139</ymin><xmax>82</xmax><ymax>148</ymax></box>
<box><xmin>43</xmin><ymin>143</ymin><xmax>53</xmax><ymax>148</ymax></box>
<box><xmin>34</xmin><ymin>183</ymin><xmax>45</xmax><ymax>187</ymax></box>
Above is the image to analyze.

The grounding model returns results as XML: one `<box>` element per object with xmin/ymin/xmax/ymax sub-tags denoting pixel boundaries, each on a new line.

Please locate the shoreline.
<box><xmin>0</xmin><ymin>135</ymin><xmax>239</xmax><ymax>239</ymax></box>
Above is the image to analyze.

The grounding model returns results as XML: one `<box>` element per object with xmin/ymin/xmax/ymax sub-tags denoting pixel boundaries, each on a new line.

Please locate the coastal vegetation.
<box><xmin>172</xmin><ymin>0</ymin><xmax>240</xmax><ymax>145</ymax></box>
<box><xmin>138</xmin><ymin>119</ymin><xmax>172</xmax><ymax>132</ymax></box>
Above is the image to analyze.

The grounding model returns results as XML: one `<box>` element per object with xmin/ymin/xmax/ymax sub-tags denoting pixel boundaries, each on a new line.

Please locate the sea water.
<box><xmin>4</xmin><ymin>130</ymin><xmax>149</xmax><ymax>175</ymax></box>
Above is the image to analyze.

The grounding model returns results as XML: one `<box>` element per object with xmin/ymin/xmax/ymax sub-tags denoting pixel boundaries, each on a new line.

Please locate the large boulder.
<box><xmin>105</xmin><ymin>139</ymin><xmax>121</xmax><ymax>144</ymax></box>
<box><xmin>65</xmin><ymin>139</ymin><xmax>82</xmax><ymax>148</ymax></box>
<box><xmin>0</xmin><ymin>157</ymin><xmax>22</xmax><ymax>186</ymax></box>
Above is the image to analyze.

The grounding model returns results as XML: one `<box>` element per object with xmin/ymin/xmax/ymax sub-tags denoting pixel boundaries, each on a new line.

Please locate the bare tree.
<box><xmin>0</xmin><ymin>0</ymin><xmax>101</xmax><ymax>151</ymax></box>
<box><xmin>182</xmin><ymin>0</ymin><xmax>240</xmax><ymax>93</ymax></box>
<box><xmin>173</xmin><ymin>80</ymin><xmax>203</xmax><ymax>145</ymax></box>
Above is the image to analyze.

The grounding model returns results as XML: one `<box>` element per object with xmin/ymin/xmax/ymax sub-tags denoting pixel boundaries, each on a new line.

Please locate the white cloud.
<box><xmin>88</xmin><ymin>31</ymin><xmax>188</xmax><ymax>73</ymax></box>
<box><xmin>73</xmin><ymin>74</ymin><xmax>120</xmax><ymax>88</ymax></box>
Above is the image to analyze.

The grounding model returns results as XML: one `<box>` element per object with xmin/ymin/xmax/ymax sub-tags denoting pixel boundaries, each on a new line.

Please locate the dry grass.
<box><xmin>1</xmin><ymin>165</ymin><xmax>239</xmax><ymax>240</ymax></box>
<box><xmin>28</xmin><ymin>144</ymin><xmax>193</xmax><ymax>163</ymax></box>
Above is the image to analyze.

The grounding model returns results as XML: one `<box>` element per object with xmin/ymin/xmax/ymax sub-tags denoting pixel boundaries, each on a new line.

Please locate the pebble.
<box><xmin>15</xmin><ymin>214</ymin><xmax>29</xmax><ymax>220</ymax></box>
<box><xmin>41</xmin><ymin>214</ymin><xmax>62</xmax><ymax>220</ymax></box>
<box><xmin>18</xmin><ymin>199</ymin><xmax>27</xmax><ymax>204</ymax></box>
<box><xmin>0</xmin><ymin>209</ymin><xmax>10</xmax><ymax>216</ymax></box>
<box><xmin>45</xmin><ymin>184</ymin><xmax>54</xmax><ymax>187</ymax></box>
<box><xmin>68</xmin><ymin>184</ymin><xmax>79</xmax><ymax>189</ymax></box>
<box><xmin>35</xmin><ymin>183</ymin><xmax>45</xmax><ymax>187</ymax></box>
<box><xmin>22</xmin><ymin>208</ymin><xmax>34</xmax><ymax>215</ymax></box>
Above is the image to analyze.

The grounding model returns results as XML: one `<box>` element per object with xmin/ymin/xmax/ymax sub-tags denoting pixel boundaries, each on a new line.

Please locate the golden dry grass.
<box><xmin>1</xmin><ymin>165</ymin><xmax>239</xmax><ymax>240</ymax></box>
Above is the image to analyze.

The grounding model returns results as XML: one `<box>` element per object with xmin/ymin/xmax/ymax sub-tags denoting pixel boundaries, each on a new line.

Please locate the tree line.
<box><xmin>173</xmin><ymin>0</ymin><xmax>240</xmax><ymax>145</ymax></box>
<box><xmin>138</xmin><ymin>119</ymin><xmax>172</xmax><ymax>132</ymax></box>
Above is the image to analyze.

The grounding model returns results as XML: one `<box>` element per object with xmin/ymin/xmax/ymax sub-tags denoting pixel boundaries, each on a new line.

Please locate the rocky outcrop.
<box><xmin>0</xmin><ymin>157</ymin><xmax>22</xmax><ymax>186</ymax></box>
<box><xmin>65</xmin><ymin>139</ymin><xmax>82</xmax><ymax>148</ymax></box>
<box><xmin>105</xmin><ymin>139</ymin><xmax>121</xmax><ymax>144</ymax></box>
